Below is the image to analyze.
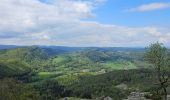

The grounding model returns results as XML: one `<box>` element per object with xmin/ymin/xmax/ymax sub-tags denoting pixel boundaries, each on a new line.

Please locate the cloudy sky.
<box><xmin>0</xmin><ymin>0</ymin><xmax>170</xmax><ymax>47</ymax></box>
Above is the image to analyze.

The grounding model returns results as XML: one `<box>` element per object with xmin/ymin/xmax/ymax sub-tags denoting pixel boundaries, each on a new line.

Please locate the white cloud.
<box><xmin>128</xmin><ymin>2</ymin><xmax>170</xmax><ymax>12</ymax></box>
<box><xmin>159</xmin><ymin>33</ymin><xmax>170</xmax><ymax>44</ymax></box>
<box><xmin>0</xmin><ymin>0</ymin><xmax>170</xmax><ymax>47</ymax></box>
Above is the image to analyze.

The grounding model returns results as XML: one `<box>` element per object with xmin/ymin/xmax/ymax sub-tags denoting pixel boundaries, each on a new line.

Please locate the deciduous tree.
<box><xmin>145</xmin><ymin>42</ymin><xmax>170</xmax><ymax>100</ymax></box>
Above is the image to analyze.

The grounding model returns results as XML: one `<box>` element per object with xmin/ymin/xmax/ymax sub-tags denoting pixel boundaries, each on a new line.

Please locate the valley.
<box><xmin>1</xmin><ymin>46</ymin><xmax>167</xmax><ymax>100</ymax></box>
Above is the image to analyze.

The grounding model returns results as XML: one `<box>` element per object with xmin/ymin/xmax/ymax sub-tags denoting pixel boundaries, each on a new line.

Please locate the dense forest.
<box><xmin>0</xmin><ymin>45</ymin><xmax>169</xmax><ymax>100</ymax></box>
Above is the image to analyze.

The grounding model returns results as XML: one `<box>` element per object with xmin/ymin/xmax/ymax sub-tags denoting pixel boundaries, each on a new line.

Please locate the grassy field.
<box><xmin>52</xmin><ymin>56</ymin><xmax>67</xmax><ymax>64</ymax></box>
<box><xmin>31</xmin><ymin>72</ymin><xmax>63</xmax><ymax>82</ymax></box>
<box><xmin>31</xmin><ymin>61</ymin><xmax>139</xmax><ymax>83</ymax></box>
<box><xmin>102</xmin><ymin>61</ymin><xmax>137</xmax><ymax>70</ymax></box>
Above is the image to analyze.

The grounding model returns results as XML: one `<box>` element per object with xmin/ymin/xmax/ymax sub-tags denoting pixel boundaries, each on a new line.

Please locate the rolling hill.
<box><xmin>0</xmin><ymin>46</ymin><xmax>160</xmax><ymax>100</ymax></box>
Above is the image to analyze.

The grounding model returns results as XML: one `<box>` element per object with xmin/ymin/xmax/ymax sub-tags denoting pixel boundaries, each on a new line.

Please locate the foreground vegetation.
<box><xmin>0</xmin><ymin>45</ymin><xmax>169</xmax><ymax>100</ymax></box>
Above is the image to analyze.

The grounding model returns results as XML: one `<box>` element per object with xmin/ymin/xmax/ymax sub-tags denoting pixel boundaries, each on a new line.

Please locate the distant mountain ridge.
<box><xmin>0</xmin><ymin>45</ymin><xmax>145</xmax><ymax>52</ymax></box>
<box><xmin>0</xmin><ymin>45</ymin><xmax>19</xmax><ymax>49</ymax></box>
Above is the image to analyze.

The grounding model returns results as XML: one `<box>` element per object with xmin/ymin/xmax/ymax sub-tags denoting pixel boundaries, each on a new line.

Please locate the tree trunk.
<box><xmin>162</xmin><ymin>86</ymin><xmax>167</xmax><ymax>100</ymax></box>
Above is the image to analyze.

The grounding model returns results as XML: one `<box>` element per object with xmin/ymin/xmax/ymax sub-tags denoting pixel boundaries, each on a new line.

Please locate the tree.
<box><xmin>38</xmin><ymin>80</ymin><xmax>71</xmax><ymax>100</ymax></box>
<box><xmin>145</xmin><ymin>42</ymin><xmax>170</xmax><ymax>100</ymax></box>
<box><xmin>0</xmin><ymin>78</ymin><xmax>40</xmax><ymax>100</ymax></box>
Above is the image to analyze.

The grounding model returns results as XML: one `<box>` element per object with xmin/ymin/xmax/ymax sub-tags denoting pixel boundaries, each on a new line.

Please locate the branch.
<box><xmin>154</xmin><ymin>80</ymin><xmax>170</xmax><ymax>85</ymax></box>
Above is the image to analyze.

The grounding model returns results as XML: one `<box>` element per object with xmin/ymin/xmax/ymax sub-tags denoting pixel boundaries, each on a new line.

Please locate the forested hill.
<box><xmin>0</xmin><ymin>45</ymin><xmax>145</xmax><ymax>52</ymax></box>
<box><xmin>0</xmin><ymin>46</ymin><xmax>57</xmax><ymax>61</ymax></box>
<box><xmin>0</xmin><ymin>46</ymin><xmax>169</xmax><ymax>100</ymax></box>
<box><xmin>0</xmin><ymin>46</ymin><xmax>60</xmax><ymax>77</ymax></box>
<box><xmin>0</xmin><ymin>46</ymin><xmax>146</xmax><ymax>78</ymax></box>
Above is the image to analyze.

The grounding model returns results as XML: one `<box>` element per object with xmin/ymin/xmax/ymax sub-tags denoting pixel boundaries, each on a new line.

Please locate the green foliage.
<box><xmin>0</xmin><ymin>46</ymin><xmax>166</xmax><ymax>100</ymax></box>
<box><xmin>59</xmin><ymin>69</ymin><xmax>155</xmax><ymax>99</ymax></box>
<box><xmin>46</xmin><ymin>49</ymin><xmax>149</xmax><ymax>75</ymax></box>
<box><xmin>0</xmin><ymin>60</ymin><xmax>31</xmax><ymax>78</ymax></box>
<box><xmin>35</xmin><ymin>79</ymin><xmax>71</xmax><ymax>100</ymax></box>
<box><xmin>0</xmin><ymin>46</ymin><xmax>58</xmax><ymax>71</ymax></box>
<box><xmin>145</xmin><ymin>42</ymin><xmax>170</xmax><ymax>100</ymax></box>
<box><xmin>145</xmin><ymin>42</ymin><xmax>170</xmax><ymax>71</ymax></box>
<box><xmin>0</xmin><ymin>78</ymin><xmax>40</xmax><ymax>100</ymax></box>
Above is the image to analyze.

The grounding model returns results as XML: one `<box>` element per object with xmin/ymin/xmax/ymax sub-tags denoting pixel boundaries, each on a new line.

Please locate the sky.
<box><xmin>0</xmin><ymin>0</ymin><xmax>170</xmax><ymax>47</ymax></box>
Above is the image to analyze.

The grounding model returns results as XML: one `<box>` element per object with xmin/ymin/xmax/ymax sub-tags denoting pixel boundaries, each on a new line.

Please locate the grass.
<box><xmin>52</xmin><ymin>56</ymin><xmax>67</xmax><ymax>64</ymax></box>
<box><xmin>103</xmin><ymin>61</ymin><xmax>137</xmax><ymax>70</ymax></box>
<box><xmin>38</xmin><ymin>72</ymin><xmax>56</xmax><ymax>77</ymax></box>
<box><xmin>31</xmin><ymin>72</ymin><xmax>63</xmax><ymax>82</ymax></box>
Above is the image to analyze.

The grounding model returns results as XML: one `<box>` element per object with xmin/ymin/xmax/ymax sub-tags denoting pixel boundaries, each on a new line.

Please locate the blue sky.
<box><xmin>0</xmin><ymin>0</ymin><xmax>170</xmax><ymax>47</ymax></box>
<box><xmin>93</xmin><ymin>0</ymin><xmax>170</xmax><ymax>27</ymax></box>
